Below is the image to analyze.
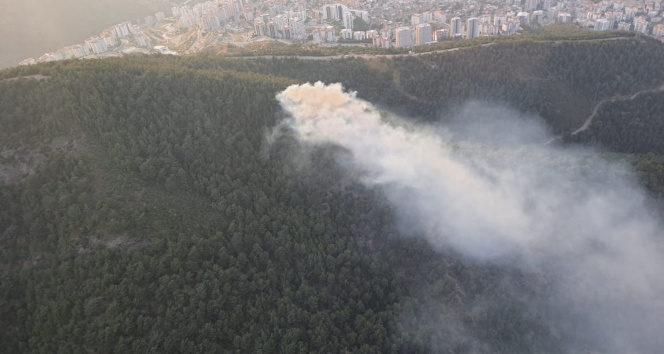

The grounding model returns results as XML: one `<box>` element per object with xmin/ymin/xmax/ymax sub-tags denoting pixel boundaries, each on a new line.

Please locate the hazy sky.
<box><xmin>0</xmin><ymin>0</ymin><xmax>173</xmax><ymax>68</ymax></box>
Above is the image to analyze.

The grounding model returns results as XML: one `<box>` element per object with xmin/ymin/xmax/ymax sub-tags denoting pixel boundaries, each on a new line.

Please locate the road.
<box><xmin>231</xmin><ymin>42</ymin><xmax>497</xmax><ymax>61</ymax></box>
<box><xmin>227</xmin><ymin>36</ymin><xmax>633</xmax><ymax>62</ymax></box>
<box><xmin>571</xmin><ymin>82</ymin><xmax>664</xmax><ymax>135</ymax></box>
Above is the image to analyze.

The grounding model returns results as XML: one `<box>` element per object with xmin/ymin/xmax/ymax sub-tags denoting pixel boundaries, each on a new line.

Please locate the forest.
<box><xmin>2</xmin><ymin>34</ymin><xmax>664</xmax><ymax>353</ymax></box>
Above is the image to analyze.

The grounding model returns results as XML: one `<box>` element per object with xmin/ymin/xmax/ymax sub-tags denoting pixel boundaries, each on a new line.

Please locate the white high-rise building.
<box><xmin>335</xmin><ymin>4</ymin><xmax>348</xmax><ymax>21</ymax></box>
<box><xmin>533</xmin><ymin>10</ymin><xmax>544</xmax><ymax>24</ymax></box>
<box><xmin>344</xmin><ymin>12</ymin><xmax>354</xmax><ymax>29</ymax></box>
<box><xmin>340</xmin><ymin>28</ymin><xmax>353</xmax><ymax>39</ymax></box>
<box><xmin>322</xmin><ymin>5</ymin><xmax>334</xmax><ymax>20</ymax></box>
<box><xmin>466</xmin><ymin>17</ymin><xmax>479</xmax><ymax>39</ymax></box>
<box><xmin>422</xmin><ymin>11</ymin><xmax>432</xmax><ymax>23</ymax></box>
<box><xmin>351</xmin><ymin>10</ymin><xmax>369</xmax><ymax>22</ymax></box>
<box><xmin>313</xmin><ymin>29</ymin><xmax>323</xmax><ymax>44</ymax></box>
<box><xmin>135</xmin><ymin>34</ymin><xmax>152</xmax><ymax>47</ymax></box>
<box><xmin>290</xmin><ymin>17</ymin><xmax>306</xmax><ymax>39</ymax></box>
<box><xmin>450</xmin><ymin>17</ymin><xmax>462</xmax><ymax>37</ymax></box>
<box><xmin>502</xmin><ymin>19</ymin><xmax>520</xmax><ymax>35</ymax></box>
<box><xmin>266</xmin><ymin>22</ymin><xmax>278</xmax><ymax>37</ymax></box>
<box><xmin>415</xmin><ymin>23</ymin><xmax>432</xmax><ymax>45</ymax></box>
<box><xmin>558</xmin><ymin>13</ymin><xmax>572</xmax><ymax>23</ymax></box>
<box><xmin>395</xmin><ymin>27</ymin><xmax>413</xmax><ymax>48</ymax></box>
<box><xmin>634</xmin><ymin>16</ymin><xmax>648</xmax><ymax>33</ymax></box>
<box><xmin>172</xmin><ymin>7</ymin><xmax>182</xmax><ymax>18</ymax></box>
<box><xmin>282</xmin><ymin>25</ymin><xmax>292</xmax><ymax>39</ymax></box>
<box><xmin>433</xmin><ymin>29</ymin><xmax>448</xmax><ymax>41</ymax></box>
<box><xmin>594</xmin><ymin>18</ymin><xmax>611</xmax><ymax>31</ymax></box>
<box><xmin>434</xmin><ymin>11</ymin><xmax>447</xmax><ymax>23</ymax></box>
<box><xmin>411</xmin><ymin>13</ymin><xmax>422</xmax><ymax>25</ymax></box>
<box><xmin>115</xmin><ymin>22</ymin><xmax>131</xmax><ymax>38</ymax></box>
<box><xmin>101</xmin><ymin>31</ymin><xmax>118</xmax><ymax>47</ymax></box>
<box><xmin>617</xmin><ymin>22</ymin><xmax>631</xmax><ymax>31</ymax></box>
<box><xmin>654</xmin><ymin>24</ymin><xmax>664</xmax><ymax>37</ymax></box>
<box><xmin>201</xmin><ymin>12</ymin><xmax>220</xmax><ymax>31</ymax></box>
<box><xmin>274</xmin><ymin>14</ymin><xmax>288</xmax><ymax>29</ymax></box>
<box><xmin>324</xmin><ymin>26</ymin><xmax>336</xmax><ymax>42</ymax></box>
<box><xmin>85</xmin><ymin>36</ymin><xmax>108</xmax><ymax>54</ymax></box>
<box><xmin>179</xmin><ymin>14</ymin><xmax>196</xmax><ymax>28</ymax></box>
<box><xmin>372</xmin><ymin>34</ymin><xmax>382</xmax><ymax>47</ymax></box>
<box><xmin>254</xmin><ymin>20</ymin><xmax>266</xmax><ymax>36</ymax></box>
<box><xmin>65</xmin><ymin>45</ymin><xmax>86</xmax><ymax>58</ymax></box>
<box><xmin>243</xmin><ymin>6</ymin><xmax>254</xmax><ymax>22</ymax></box>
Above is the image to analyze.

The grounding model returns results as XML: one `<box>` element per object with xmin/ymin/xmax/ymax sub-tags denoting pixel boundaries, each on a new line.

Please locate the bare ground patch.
<box><xmin>88</xmin><ymin>234</ymin><xmax>150</xmax><ymax>251</ymax></box>
<box><xmin>2</xmin><ymin>74</ymin><xmax>50</xmax><ymax>82</ymax></box>
<box><xmin>0</xmin><ymin>136</ymin><xmax>90</xmax><ymax>184</ymax></box>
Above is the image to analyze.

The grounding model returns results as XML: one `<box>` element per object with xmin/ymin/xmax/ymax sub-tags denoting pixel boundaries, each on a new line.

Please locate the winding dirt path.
<box><xmin>1</xmin><ymin>74</ymin><xmax>49</xmax><ymax>82</ymax></box>
<box><xmin>571</xmin><ymin>82</ymin><xmax>664</xmax><ymax>135</ymax></box>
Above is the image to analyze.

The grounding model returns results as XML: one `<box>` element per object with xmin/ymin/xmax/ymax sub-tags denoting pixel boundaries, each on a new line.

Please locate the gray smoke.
<box><xmin>275</xmin><ymin>82</ymin><xmax>664</xmax><ymax>353</ymax></box>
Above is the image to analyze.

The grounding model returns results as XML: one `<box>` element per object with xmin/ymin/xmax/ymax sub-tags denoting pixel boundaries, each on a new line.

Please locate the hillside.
<box><xmin>2</xmin><ymin>36</ymin><xmax>664</xmax><ymax>353</ymax></box>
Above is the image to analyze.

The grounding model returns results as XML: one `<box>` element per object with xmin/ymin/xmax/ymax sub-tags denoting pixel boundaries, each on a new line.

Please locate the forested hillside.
<box><xmin>188</xmin><ymin>36</ymin><xmax>664</xmax><ymax>132</ymax></box>
<box><xmin>2</xmin><ymin>35</ymin><xmax>664</xmax><ymax>353</ymax></box>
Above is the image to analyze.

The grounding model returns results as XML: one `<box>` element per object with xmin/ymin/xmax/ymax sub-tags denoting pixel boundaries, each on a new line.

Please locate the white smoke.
<box><xmin>275</xmin><ymin>82</ymin><xmax>664</xmax><ymax>353</ymax></box>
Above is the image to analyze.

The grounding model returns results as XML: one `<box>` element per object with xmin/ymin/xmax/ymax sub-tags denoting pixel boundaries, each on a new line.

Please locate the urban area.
<box><xmin>20</xmin><ymin>0</ymin><xmax>664</xmax><ymax>65</ymax></box>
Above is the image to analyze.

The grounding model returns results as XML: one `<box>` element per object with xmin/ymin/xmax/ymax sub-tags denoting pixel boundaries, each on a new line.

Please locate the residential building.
<box><xmin>434</xmin><ymin>29</ymin><xmax>448</xmax><ymax>41</ymax></box>
<box><xmin>558</xmin><ymin>13</ymin><xmax>572</xmax><ymax>23</ymax></box>
<box><xmin>324</xmin><ymin>26</ymin><xmax>336</xmax><ymax>42</ymax></box>
<box><xmin>244</xmin><ymin>6</ymin><xmax>254</xmax><ymax>22</ymax></box>
<box><xmin>344</xmin><ymin>12</ymin><xmax>354</xmax><ymax>29</ymax></box>
<box><xmin>172</xmin><ymin>7</ymin><xmax>182</xmax><ymax>18</ymax></box>
<box><xmin>267</xmin><ymin>22</ymin><xmax>278</xmax><ymax>37</ymax></box>
<box><xmin>411</xmin><ymin>13</ymin><xmax>422</xmax><ymax>25</ymax></box>
<box><xmin>85</xmin><ymin>36</ymin><xmax>108</xmax><ymax>54</ymax></box>
<box><xmin>634</xmin><ymin>16</ymin><xmax>649</xmax><ymax>33</ymax></box>
<box><xmin>594</xmin><ymin>18</ymin><xmax>611</xmax><ymax>31</ymax></box>
<box><xmin>654</xmin><ymin>24</ymin><xmax>664</xmax><ymax>37</ymax></box>
<box><xmin>450</xmin><ymin>17</ymin><xmax>462</xmax><ymax>37</ymax></box>
<box><xmin>135</xmin><ymin>34</ymin><xmax>152</xmax><ymax>48</ymax></box>
<box><xmin>282</xmin><ymin>25</ymin><xmax>292</xmax><ymax>39</ymax></box>
<box><xmin>415</xmin><ymin>23</ymin><xmax>432</xmax><ymax>45</ymax></box>
<box><xmin>254</xmin><ymin>20</ymin><xmax>266</xmax><ymax>36</ymax></box>
<box><xmin>525</xmin><ymin>0</ymin><xmax>539</xmax><ymax>11</ymax></box>
<box><xmin>617</xmin><ymin>21</ymin><xmax>631</xmax><ymax>31</ymax></box>
<box><xmin>115</xmin><ymin>22</ymin><xmax>131</xmax><ymax>37</ymax></box>
<box><xmin>434</xmin><ymin>11</ymin><xmax>447</xmax><ymax>23</ymax></box>
<box><xmin>201</xmin><ymin>12</ymin><xmax>220</xmax><ymax>31</ymax></box>
<box><xmin>517</xmin><ymin>12</ymin><xmax>530</xmax><ymax>26</ymax></box>
<box><xmin>467</xmin><ymin>17</ymin><xmax>479</xmax><ymax>39</ymax></box>
<box><xmin>353</xmin><ymin>31</ymin><xmax>366</xmax><ymax>40</ymax></box>
<box><xmin>395</xmin><ymin>27</ymin><xmax>413</xmax><ymax>47</ymax></box>
<box><xmin>351</xmin><ymin>10</ymin><xmax>369</xmax><ymax>22</ymax></box>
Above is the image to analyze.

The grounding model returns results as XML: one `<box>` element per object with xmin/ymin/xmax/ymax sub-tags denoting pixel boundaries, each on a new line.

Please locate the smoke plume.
<box><xmin>275</xmin><ymin>82</ymin><xmax>664</xmax><ymax>353</ymax></box>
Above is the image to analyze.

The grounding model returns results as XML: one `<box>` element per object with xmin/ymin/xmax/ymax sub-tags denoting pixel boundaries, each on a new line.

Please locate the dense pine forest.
<box><xmin>2</xmin><ymin>34</ymin><xmax>664</xmax><ymax>353</ymax></box>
